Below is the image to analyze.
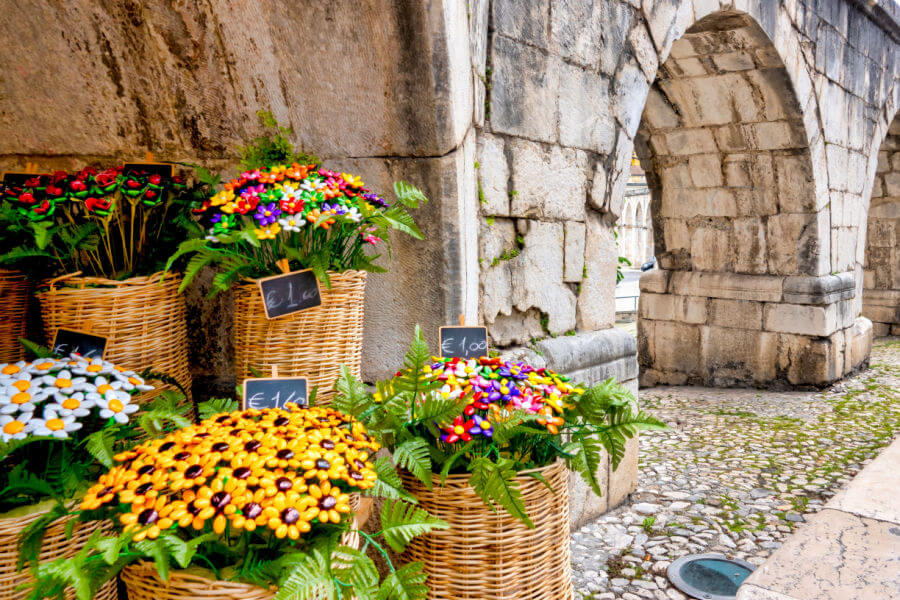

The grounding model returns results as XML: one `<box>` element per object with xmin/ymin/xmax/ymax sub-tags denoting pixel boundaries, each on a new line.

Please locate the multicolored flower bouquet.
<box><xmin>333</xmin><ymin>327</ymin><xmax>666</xmax><ymax>525</ymax></box>
<box><xmin>29</xmin><ymin>404</ymin><xmax>446</xmax><ymax>600</ymax></box>
<box><xmin>0</xmin><ymin>165</ymin><xmax>199</xmax><ymax>279</ymax></box>
<box><xmin>167</xmin><ymin>162</ymin><xmax>427</xmax><ymax>293</ymax></box>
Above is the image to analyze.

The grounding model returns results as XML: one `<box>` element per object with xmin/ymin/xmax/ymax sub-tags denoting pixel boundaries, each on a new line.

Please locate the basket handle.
<box><xmin>46</xmin><ymin>271</ymin><xmax>83</xmax><ymax>292</ymax></box>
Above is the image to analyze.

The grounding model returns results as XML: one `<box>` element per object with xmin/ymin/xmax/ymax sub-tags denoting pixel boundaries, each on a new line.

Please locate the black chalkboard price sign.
<box><xmin>52</xmin><ymin>328</ymin><xmax>108</xmax><ymax>359</ymax></box>
<box><xmin>258</xmin><ymin>269</ymin><xmax>322</xmax><ymax>319</ymax></box>
<box><xmin>242</xmin><ymin>377</ymin><xmax>309</xmax><ymax>410</ymax></box>
<box><xmin>122</xmin><ymin>162</ymin><xmax>174</xmax><ymax>178</ymax></box>
<box><xmin>439</xmin><ymin>326</ymin><xmax>489</xmax><ymax>359</ymax></box>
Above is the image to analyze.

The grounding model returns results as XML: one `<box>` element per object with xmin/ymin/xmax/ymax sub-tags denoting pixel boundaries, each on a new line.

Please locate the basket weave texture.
<box><xmin>121</xmin><ymin>495</ymin><xmax>371</xmax><ymax>600</ymax></box>
<box><xmin>401</xmin><ymin>460</ymin><xmax>574</xmax><ymax>600</ymax></box>
<box><xmin>0</xmin><ymin>269</ymin><xmax>29</xmax><ymax>363</ymax></box>
<box><xmin>36</xmin><ymin>272</ymin><xmax>191</xmax><ymax>401</ymax></box>
<box><xmin>0</xmin><ymin>507</ymin><xmax>116</xmax><ymax>600</ymax></box>
<box><xmin>233</xmin><ymin>270</ymin><xmax>366</xmax><ymax>403</ymax></box>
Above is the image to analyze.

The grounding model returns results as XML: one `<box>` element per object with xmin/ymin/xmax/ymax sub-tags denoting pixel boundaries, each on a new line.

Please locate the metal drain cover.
<box><xmin>667</xmin><ymin>553</ymin><xmax>755</xmax><ymax>600</ymax></box>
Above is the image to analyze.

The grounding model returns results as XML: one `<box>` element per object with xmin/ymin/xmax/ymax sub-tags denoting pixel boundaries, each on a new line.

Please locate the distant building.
<box><xmin>616</xmin><ymin>160</ymin><xmax>653</xmax><ymax>268</ymax></box>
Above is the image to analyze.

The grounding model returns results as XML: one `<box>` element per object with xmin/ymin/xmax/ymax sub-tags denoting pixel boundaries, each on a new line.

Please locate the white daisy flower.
<box><xmin>280</xmin><ymin>184</ymin><xmax>298</xmax><ymax>195</ymax></box>
<box><xmin>83</xmin><ymin>375</ymin><xmax>124</xmax><ymax>398</ymax></box>
<box><xmin>108</xmin><ymin>372</ymin><xmax>153</xmax><ymax>393</ymax></box>
<box><xmin>0</xmin><ymin>361</ymin><xmax>30</xmax><ymax>384</ymax></box>
<box><xmin>27</xmin><ymin>358</ymin><xmax>65</xmax><ymax>375</ymax></box>
<box><xmin>44</xmin><ymin>392</ymin><xmax>93</xmax><ymax>418</ymax></box>
<box><xmin>95</xmin><ymin>391</ymin><xmax>139</xmax><ymax>424</ymax></box>
<box><xmin>278</xmin><ymin>215</ymin><xmax>305</xmax><ymax>232</ymax></box>
<box><xmin>31</xmin><ymin>411</ymin><xmax>82</xmax><ymax>439</ymax></box>
<box><xmin>344</xmin><ymin>207</ymin><xmax>363</xmax><ymax>222</ymax></box>
<box><xmin>299</xmin><ymin>180</ymin><xmax>316</xmax><ymax>193</ymax></box>
<box><xmin>70</xmin><ymin>357</ymin><xmax>115</xmax><ymax>377</ymax></box>
<box><xmin>0</xmin><ymin>379</ymin><xmax>46</xmax><ymax>414</ymax></box>
<box><xmin>39</xmin><ymin>370</ymin><xmax>88</xmax><ymax>395</ymax></box>
<box><xmin>0</xmin><ymin>412</ymin><xmax>33</xmax><ymax>442</ymax></box>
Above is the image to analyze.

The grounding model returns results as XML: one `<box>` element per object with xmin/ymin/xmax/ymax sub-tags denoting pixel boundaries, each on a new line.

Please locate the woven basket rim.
<box><xmin>422</xmin><ymin>458</ymin><xmax>566</xmax><ymax>486</ymax></box>
<box><xmin>38</xmin><ymin>271</ymin><xmax>181</xmax><ymax>291</ymax></box>
<box><xmin>123</xmin><ymin>561</ymin><xmax>276</xmax><ymax>591</ymax></box>
<box><xmin>236</xmin><ymin>269</ymin><xmax>368</xmax><ymax>286</ymax></box>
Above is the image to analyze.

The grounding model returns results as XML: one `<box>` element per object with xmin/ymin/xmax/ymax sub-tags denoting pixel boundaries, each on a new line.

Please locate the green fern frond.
<box><xmin>392</xmin><ymin>439</ymin><xmax>432</xmax><ymax>490</ymax></box>
<box><xmin>468</xmin><ymin>457</ymin><xmax>533</xmax><ymax>527</ymax></box>
<box><xmin>366</xmin><ymin>456</ymin><xmax>417</xmax><ymax>504</ymax></box>
<box><xmin>376</xmin><ymin>561</ymin><xmax>428</xmax><ymax>600</ymax></box>
<box><xmin>273</xmin><ymin>547</ymin><xmax>335</xmax><ymax>600</ymax></box>
<box><xmin>379</xmin><ymin>500</ymin><xmax>448</xmax><ymax>554</ymax></box>
<box><xmin>198</xmin><ymin>398</ymin><xmax>239</xmax><ymax>420</ymax></box>
<box><xmin>392</xmin><ymin>181</ymin><xmax>429</xmax><ymax>210</ymax></box>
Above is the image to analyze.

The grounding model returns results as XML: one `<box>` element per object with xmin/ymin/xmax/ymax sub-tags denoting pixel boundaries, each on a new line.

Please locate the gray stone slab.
<box><xmin>783</xmin><ymin>272</ymin><xmax>856</xmax><ymax>305</ymax></box>
<box><xmin>828</xmin><ymin>436</ymin><xmax>900</xmax><ymax>524</ymax></box>
<box><xmin>736</xmin><ymin>508</ymin><xmax>900</xmax><ymax>600</ymax></box>
<box><xmin>537</xmin><ymin>328</ymin><xmax>638</xmax><ymax>377</ymax></box>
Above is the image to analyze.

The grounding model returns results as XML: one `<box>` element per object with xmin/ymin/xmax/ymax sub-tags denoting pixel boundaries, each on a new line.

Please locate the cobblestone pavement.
<box><xmin>571</xmin><ymin>338</ymin><xmax>900</xmax><ymax>600</ymax></box>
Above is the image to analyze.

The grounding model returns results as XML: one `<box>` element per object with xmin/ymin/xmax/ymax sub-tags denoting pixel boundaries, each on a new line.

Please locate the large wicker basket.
<box><xmin>233</xmin><ymin>270</ymin><xmax>366</xmax><ymax>403</ymax></box>
<box><xmin>121</xmin><ymin>495</ymin><xmax>372</xmax><ymax>600</ymax></box>
<box><xmin>36</xmin><ymin>272</ymin><xmax>191</xmax><ymax>401</ymax></box>
<box><xmin>0</xmin><ymin>269</ymin><xmax>29</xmax><ymax>363</ymax></box>
<box><xmin>401</xmin><ymin>460</ymin><xmax>574</xmax><ymax>600</ymax></box>
<box><xmin>0</xmin><ymin>506</ymin><xmax>116</xmax><ymax>600</ymax></box>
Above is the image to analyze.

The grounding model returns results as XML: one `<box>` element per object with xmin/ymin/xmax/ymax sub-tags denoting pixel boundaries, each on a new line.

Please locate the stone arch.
<box><xmin>862</xmin><ymin>111</ymin><xmax>900</xmax><ymax>336</ymax></box>
<box><xmin>635</xmin><ymin>10</ymin><xmax>852</xmax><ymax>387</ymax></box>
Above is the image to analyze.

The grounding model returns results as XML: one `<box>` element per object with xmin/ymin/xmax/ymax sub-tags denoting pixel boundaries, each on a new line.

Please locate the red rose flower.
<box><xmin>94</xmin><ymin>172</ymin><xmax>117</xmax><ymax>187</ymax></box>
<box><xmin>46</xmin><ymin>184</ymin><xmax>63</xmax><ymax>197</ymax></box>
<box><xmin>70</xmin><ymin>179</ymin><xmax>87</xmax><ymax>192</ymax></box>
<box><xmin>78</xmin><ymin>167</ymin><xmax>98</xmax><ymax>178</ymax></box>
<box><xmin>125</xmin><ymin>179</ymin><xmax>141</xmax><ymax>189</ymax></box>
<box><xmin>24</xmin><ymin>177</ymin><xmax>42</xmax><ymax>187</ymax></box>
<box><xmin>173</xmin><ymin>176</ymin><xmax>185</xmax><ymax>185</ymax></box>
<box><xmin>18</xmin><ymin>192</ymin><xmax>36</xmax><ymax>205</ymax></box>
<box><xmin>148</xmin><ymin>174</ymin><xmax>162</xmax><ymax>185</ymax></box>
<box><xmin>85</xmin><ymin>197</ymin><xmax>112</xmax><ymax>213</ymax></box>
<box><xmin>33</xmin><ymin>199</ymin><xmax>52</xmax><ymax>214</ymax></box>
<box><xmin>51</xmin><ymin>171</ymin><xmax>67</xmax><ymax>184</ymax></box>
<box><xmin>144</xmin><ymin>189</ymin><xmax>157</xmax><ymax>200</ymax></box>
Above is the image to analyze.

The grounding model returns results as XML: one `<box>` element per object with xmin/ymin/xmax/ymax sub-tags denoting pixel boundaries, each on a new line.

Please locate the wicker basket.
<box><xmin>36</xmin><ymin>272</ymin><xmax>191</xmax><ymax>402</ymax></box>
<box><xmin>0</xmin><ymin>506</ymin><xmax>116</xmax><ymax>600</ymax></box>
<box><xmin>0</xmin><ymin>269</ymin><xmax>29</xmax><ymax>363</ymax></box>
<box><xmin>401</xmin><ymin>460</ymin><xmax>574</xmax><ymax>600</ymax></box>
<box><xmin>233</xmin><ymin>270</ymin><xmax>366</xmax><ymax>403</ymax></box>
<box><xmin>121</xmin><ymin>495</ymin><xmax>372</xmax><ymax>600</ymax></box>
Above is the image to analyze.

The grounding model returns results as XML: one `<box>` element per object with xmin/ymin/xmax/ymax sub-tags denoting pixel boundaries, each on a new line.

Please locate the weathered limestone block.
<box><xmin>732</xmin><ymin>217</ymin><xmax>768</xmax><ymax>274</ymax></box>
<box><xmin>476</xmin><ymin>133</ymin><xmax>509</xmax><ymax>216</ymax></box>
<box><xmin>577</xmin><ymin>212</ymin><xmax>617</xmax><ymax>331</ymax></box>
<box><xmin>647</xmin><ymin>321</ymin><xmax>702</xmax><ymax>374</ymax></box>
<box><xmin>709</xmin><ymin>298</ymin><xmax>764</xmax><ymax>329</ymax></box>
<box><xmin>766</xmin><ymin>211</ymin><xmax>827</xmax><ymax>275</ymax></box>
<box><xmin>783</xmin><ymin>272</ymin><xmax>855</xmax><ymax>305</ymax></box>
<box><xmin>508</xmin><ymin>138</ymin><xmax>588</xmax><ymax>220</ymax></box>
<box><xmin>538</xmin><ymin>327</ymin><xmax>638</xmax><ymax>383</ymax></box>
<box><xmin>668</xmin><ymin>271</ymin><xmax>783</xmax><ymax>302</ymax></box>
<box><xmin>510</xmin><ymin>220</ymin><xmax>576</xmax><ymax>334</ymax></box>
<box><xmin>848</xmin><ymin>317</ymin><xmax>873</xmax><ymax>372</ymax></box>
<box><xmin>687</xmin><ymin>154</ymin><xmax>723</xmax><ymax>188</ymax></box>
<box><xmin>479</xmin><ymin>218</ymin><xmax>516</xmax><ymax>323</ymax></box>
<box><xmin>489</xmin><ymin>309</ymin><xmax>544</xmax><ymax>346</ymax></box>
<box><xmin>492</xmin><ymin>0</ymin><xmax>549</xmax><ymax>48</ymax></box>
<box><xmin>549</xmin><ymin>0</ymin><xmax>604</xmax><ymax>67</ymax></box>
<box><xmin>563</xmin><ymin>221</ymin><xmax>586</xmax><ymax>283</ymax></box>
<box><xmin>639</xmin><ymin>269</ymin><xmax>670</xmax><ymax>294</ymax></box>
<box><xmin>558</xmin><ymin>63</ymin><xmax>615</xmax><ymax>153</ymax></box>
<box><xmin>614</xmin><ymin>54</ymin><xmax>650</xmax><ymax>138</ymax></box>
<box><xmin>690</xmin><ymin>225</ymin><xmax>734</xmax><ymax>271</ymax></box>
<box><xmin>641</xmin><ymin>293</ymin><xmax>707</xmax><ymax>324</ymax></box>
<box><xmin>702</xmin><ymin>326</ymin><xmax>777</xmax><ymax>384</ymax></box>
<box><xmin>489</xmin><ymin>35</ymin><xmax>559</xmax><ymax>142</ymax></box>
<box><xmin>764</xmin><ymin>302</ymin><xmax>839</xmax><ymax>336</ymax></box>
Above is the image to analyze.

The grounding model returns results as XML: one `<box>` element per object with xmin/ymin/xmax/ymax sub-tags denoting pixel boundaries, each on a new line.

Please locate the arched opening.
<box><xmin>634</xmin><ymin>11</ymin><xmax>831</xmax><ymax>386</ymax></box>
<box><xmin>863</xmin><ymin>112</ymin><xmax>900</xmax><ymax>337</ymax></box>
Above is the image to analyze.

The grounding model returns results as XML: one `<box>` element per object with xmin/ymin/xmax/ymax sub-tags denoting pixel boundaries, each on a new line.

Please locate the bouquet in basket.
<box><xmin>0</xmin><ymin>164</ymin><xmax>202</xmax><ymax>280</ymax></box>
<box><xmin>0</xmin><ymin>353</ymin><xmax>190</xmax><ymax>567</ymax></box>
<box><xmin>29</xmin><ymin>402</ymin><xmax>447</xmax><ymax>600</ymax></box>
<box><xmin>167</xmin><ymin>112</ymin><xmax>428</xmax><ymax>293</ymax></box>
<box><xmin>333</xmin><ymin>327</ymin><xmax>667</xmax><ymax>525</ymax></box>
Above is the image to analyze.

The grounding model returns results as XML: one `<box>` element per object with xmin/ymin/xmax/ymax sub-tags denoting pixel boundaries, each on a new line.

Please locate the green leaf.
<box><xmin>19</xmin><ymin>337</ymin><xmax>54</xmax><ymax>359</ymax></box>
<box><xmin>392</xmin><ymin>181</ymin><xmax>429</xmax><ymax>210</ymax></box>
<box><xmin>332</xmin><ymin>365</ymin><xmax>373</xmax><ymax>420</ymax></box>
<box><xmin>381</xmin><ymin>207</ymin><xmax>423</xmax><ymax>240</ymax></box>
<box><xmin>468</xmin><ymin>457</ymin><xmax>533</xmax><ymax>527</ymax></box>
<box><xmin>273</xmin><ymin>547</ymin><xmax>336</xmax><ymax>600</ymax></box>
<box><xmin>30</xmin><ymin>221</ymin><xmax>54</xmax><ymax>250</ymax></box>
<box><xmin>84</xmin><ymin>428</ymin><xmax>118</xmax><ymax>468</ymax></box>
<box><xmin>379</xmin><ymin>500</ymin><xmax>448</xmax><ymax>554</ymax></box>
<box><xmin>565</xmin><ymin>431</ymin><xmax>606</xmax><ymax>496</ymax></box>
<box><xmin>367</xmin><ymin>456</ymin><xmax>417</xmax><ymax>504</ymax></box>
<box><xmin>331</xmin><ymin>546</ymin><xmax>379</xmax><ymax>600</ymax></box>
<box><xmin>392</xmin><ymin>439</ymin><xmax>433</xmax><ymax>490</ymax></box>
<box><xmin>18</xmin><ymin>501</ymin><xmax>69</xmax><ymax>570</ymax></box>
<box><xmin>376</xmin><ymin>562</ymin><xmax>429</xmax><ymax>600</ymax></box>
<box><xmin>198</xmin><ymin>397</ymin><xmax>239</xmax><ymax>420</ymax></box>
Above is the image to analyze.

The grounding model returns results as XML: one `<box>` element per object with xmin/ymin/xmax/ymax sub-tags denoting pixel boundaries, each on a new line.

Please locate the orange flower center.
<box><xmin>1</xmin><ymin>365</ymin><xmax>20</xmax><ymax>375</ymax></box>
<box><xmin>87</xmin><ymin>365</ymin><xmax>103</xmax><ymax>373</ymax></box>
<box><xmin>13</xmin><ymin>380</ymin><xmax>30</xmax><ymax>392</ymax></box>
<box><xmin>108</xmin><ymin>399</ymin><xmax>124</xmax><ymax>413</ymax></box>
<box><xmin>3</xmin><ymin>421</ymin><xmax>24</xmax><ymax>434</ymax></box>
<box><xmin>11</xmin><ymin>392</ymin><xmax>30</xmax><ymax>404</ymax></box>
<box><xmin>35</xmin><ymin>362</ymin><xmax>53</xmax><ymax>371</ymax></box>
<box><xmin>46</xmin><ymin>418</ymin><xmax>65</xmax><ymax>431</ymax></box>
<box><xmin>62</xmin><ymin>398</ymin><xmax>80</xmax><ymax>410</ymax></box>
<box><xmin>55</xmin><ymin>378</ymin><xmax>72</xmax><ymax>388</ymax></box>
<box><xmin>128</xmin><ymin>377</ymin><xmax>141</xmax><ymax>385</ymax></box>
<box><xmin>97</xmin><ymin>384</ymin><xmax>113</xmax><ymax>395</ymax></box>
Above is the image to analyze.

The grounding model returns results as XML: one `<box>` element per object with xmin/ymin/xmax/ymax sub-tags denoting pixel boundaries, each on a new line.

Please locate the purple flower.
<box><xmin>363</xmin><ymin>192</ymin><xmax>388</xmax><ymax>209</ymax></box>
<box><xmin>254</xmin><ymin>202</ymin><xmax>281</xmax><ymax>226</ymax></box>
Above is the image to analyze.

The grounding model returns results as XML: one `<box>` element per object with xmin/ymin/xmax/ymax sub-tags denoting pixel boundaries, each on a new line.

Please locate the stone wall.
<box><xmin>863</xmin><ymin>114</ymin><xmax>900</xmax><ymax>336</ymax></box>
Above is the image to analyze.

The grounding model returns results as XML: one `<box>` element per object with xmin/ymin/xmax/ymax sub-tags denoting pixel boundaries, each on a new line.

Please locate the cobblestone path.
<box><xmin>571</xmin><ymin>338</ymin><xmax>900</xmax><ymax>600</ymax></box>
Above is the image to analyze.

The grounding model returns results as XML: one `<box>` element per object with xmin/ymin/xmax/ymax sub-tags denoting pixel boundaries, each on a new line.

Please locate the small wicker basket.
<box><xmin>233</xmin><ymin>270</ymin><xmax>366</xmax><ymax>403</ymax></box>
<box><xmin>401</xmin><ymin>460</ymin><xmax>574</xmax><ymax>600</ymax></box>
<box><xmin>0</xmin><ymin>269</ymin><xmax>29</xmax><ymax>363</ymax></box>
<box><xmin>0</xmin><ymin>506</ymin><xmax>116</xmax><ymax>600</ymax></box>
<box><xmin>36</xmin><ymin>272</ymin><xmax>191</xmax><ymax>402</ymax></box>
<box><xmin>121</xmin><ymin>495</ymin><xmax>372</xmax><ymax>600</ymax></box>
